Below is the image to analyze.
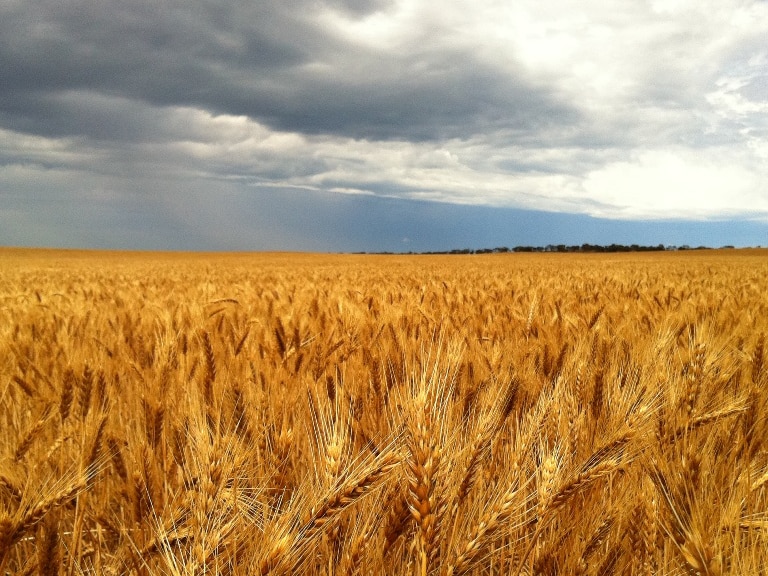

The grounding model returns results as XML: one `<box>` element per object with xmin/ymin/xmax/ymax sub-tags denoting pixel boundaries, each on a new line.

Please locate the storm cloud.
<box><xmin>1</xmin><ymin>0</ymin><xmax>767</xmax><ymax>250</ymax></box>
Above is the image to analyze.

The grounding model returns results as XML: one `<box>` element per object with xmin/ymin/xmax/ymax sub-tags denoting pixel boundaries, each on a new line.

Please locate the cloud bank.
<box><xmin>1</xmin><ymin>0</ymin><xmax>767</xmax><ymax>249</ymax></box>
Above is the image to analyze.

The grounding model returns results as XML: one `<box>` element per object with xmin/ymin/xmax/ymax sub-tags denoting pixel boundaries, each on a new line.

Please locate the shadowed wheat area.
<box><xmin>1</xmin><ymin>248</ymin><xmax>767</xmax><ymax>575</ymax></box>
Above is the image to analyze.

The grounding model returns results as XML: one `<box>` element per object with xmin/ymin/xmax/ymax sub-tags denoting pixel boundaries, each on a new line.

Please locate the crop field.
<box><xmin>1</xmin><ymin>248</ymin><xmax>767</xmax><ymax>575</ymax></box>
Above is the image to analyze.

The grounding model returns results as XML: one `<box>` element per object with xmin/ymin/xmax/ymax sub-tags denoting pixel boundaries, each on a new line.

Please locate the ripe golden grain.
<box><xmin>0</xmin><ymin>248</ymin><xmax>766</xmax><ymax>574</ymax></box>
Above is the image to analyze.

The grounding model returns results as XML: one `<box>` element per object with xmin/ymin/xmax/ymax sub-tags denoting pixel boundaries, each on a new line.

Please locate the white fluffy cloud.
<box><xmin>582</xmin><ymin>149</ymin><xmax>766</xmax><ymax>219</ymax></box>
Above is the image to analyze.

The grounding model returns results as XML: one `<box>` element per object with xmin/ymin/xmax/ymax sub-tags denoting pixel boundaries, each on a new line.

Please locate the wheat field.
<box><xmin>1</xmin><ymin>248</ymin><xmax>766</xmax><ymax>575</ymax></box>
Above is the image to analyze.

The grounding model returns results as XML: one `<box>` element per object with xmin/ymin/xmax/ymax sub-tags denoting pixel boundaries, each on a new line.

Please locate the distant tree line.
<box><xmin>365</xmin><ymin>244</ymin><xmax>724</xmax><ymax>255</ymax></box>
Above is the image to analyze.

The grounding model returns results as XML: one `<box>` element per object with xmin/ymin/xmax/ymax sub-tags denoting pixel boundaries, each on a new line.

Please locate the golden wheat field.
<box><xmin>1</xmin><ymin>247</ymin><xmax>767</xmax><ymax>575</ymax></box>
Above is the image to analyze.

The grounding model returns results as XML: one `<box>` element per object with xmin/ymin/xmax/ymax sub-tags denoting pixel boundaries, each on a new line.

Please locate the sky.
<box><xmin>2</xmin><ymin>0</ymin><xmax>768</xmax><ymax>252</ymax></box>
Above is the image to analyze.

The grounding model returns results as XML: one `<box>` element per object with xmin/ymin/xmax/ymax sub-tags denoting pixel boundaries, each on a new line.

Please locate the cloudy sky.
<box><xmin>2</xmin><ymin>0</ymin><xmax>768</xmax><ymax>252</ymax></box>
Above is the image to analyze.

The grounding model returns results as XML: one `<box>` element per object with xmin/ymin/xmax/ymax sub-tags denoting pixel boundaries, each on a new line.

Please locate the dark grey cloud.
<box><xmin>0</xmin><ymin>0</ymin><xmax>574</xmax><ymax>143</ymax></box>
